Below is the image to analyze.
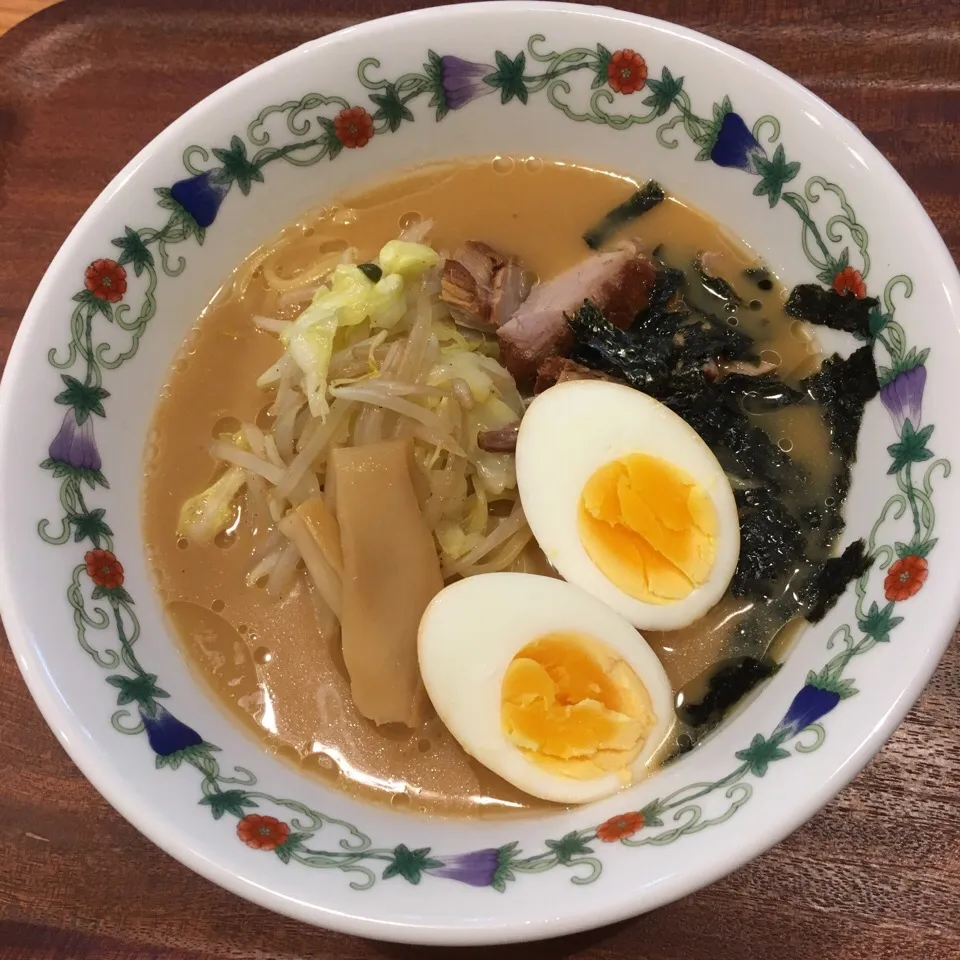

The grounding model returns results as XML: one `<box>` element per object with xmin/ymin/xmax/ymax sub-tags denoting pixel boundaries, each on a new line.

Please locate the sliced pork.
<box><xmin>440</xmin><ymin>241</ymin><xmax>524</xmax><ymax>332</ymax></box>
<box><xmin>497</xmin><ymin>244</ymin><xmax>657</xmax><ymax>387</ymax></box>
<box><xmin>533</xmin><ymin>357</ymin><xmax>620</xmax><ymax>394</ymax></box>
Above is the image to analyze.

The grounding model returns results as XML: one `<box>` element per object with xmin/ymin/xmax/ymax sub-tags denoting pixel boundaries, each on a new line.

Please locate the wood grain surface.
<box><xmin>1</xmin><ymin>1</ymin><xmax>959</xmax><ymax>957</ymax></box>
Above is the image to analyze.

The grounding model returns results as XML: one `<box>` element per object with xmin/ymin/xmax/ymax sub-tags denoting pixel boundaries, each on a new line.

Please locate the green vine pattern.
<box><xmin>35</xmin><ymin>35</ymin><xmax>947</xmax><ymax>892</ymax></box>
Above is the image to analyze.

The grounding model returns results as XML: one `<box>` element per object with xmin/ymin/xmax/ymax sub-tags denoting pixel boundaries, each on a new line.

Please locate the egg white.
<box><xmin>417</xmin><ymin>572</ymin><xmax>675</xmax><ymax>804</ymax></box>
<box><xmin>516</xmin><ymin>380</ymin><xmax>740</xmax><ymax>631</ymax></box>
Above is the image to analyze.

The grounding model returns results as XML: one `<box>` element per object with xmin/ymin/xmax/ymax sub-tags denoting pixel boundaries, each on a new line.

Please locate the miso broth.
<box><xmin>143</xmin><ymin>157</ymin><xmax>841</xmax><ymax>817</ymax></box>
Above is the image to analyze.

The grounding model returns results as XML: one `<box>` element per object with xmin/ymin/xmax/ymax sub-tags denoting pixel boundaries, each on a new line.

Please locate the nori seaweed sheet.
<box><xmin>567</xmin><ymin>290</ymin><xmax>755</xmax><ymax>398</ymax></box>
<box><xmin>802</xmin><ymin>345</ymin><xmax>879</xmax><ymax>461</ymax></box>
<box><xmin>801</xmin><ymin>540</ymin><xmax>873</xmax><ymax>623</ymax></box>
<box><xmin>785</xmin><ymin>284</ymin><xmax>878</xmax><ymax>339</ymax></box>
<box><xmin>582</xmin><ymin>180</ymin><xmax>666</xmax><ymax>249</ymax></box>
<box><xmin>677</xmin><ymin>656</ymin><xmax>780</xmax><ymax>729</ymax></box>
<box><xmin>731</xmin><ymin>488</ymin><xmax>805</xmax><ymax>598</ymax></box>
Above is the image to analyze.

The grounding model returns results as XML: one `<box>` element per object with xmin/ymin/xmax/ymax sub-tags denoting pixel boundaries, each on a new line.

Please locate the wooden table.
<box><xmin>1</xmin><ymin>1</ymin><xmax>959</xmax><ymax>957</ymax></box>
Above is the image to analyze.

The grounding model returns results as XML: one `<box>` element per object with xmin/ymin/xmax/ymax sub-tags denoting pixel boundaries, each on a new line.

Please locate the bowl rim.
<box><xmin>1</xmin><ymin>0</ymin><xmax>959</xmax><ymax>945</ymax></box>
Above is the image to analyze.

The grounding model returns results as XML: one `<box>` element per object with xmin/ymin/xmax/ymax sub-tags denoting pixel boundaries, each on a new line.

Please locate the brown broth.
<box><xmin>143</xmin><ymin>157</ymin><xmax>835</xmax><ymax>817</ymax></box>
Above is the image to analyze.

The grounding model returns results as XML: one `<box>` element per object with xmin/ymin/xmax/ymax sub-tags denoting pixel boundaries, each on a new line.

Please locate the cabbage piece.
<box><xmin>427</xmin><ymin>350</ymin><xmax>494</xmax><ymax>403</ymax></box>
<box><xmin>177</xmin><ymin>464</ymin><xmax>246</xmax><ymax>544</ymax></box>
<box><xmin>469</xmin><ymin>395</ymin><xmax>519</xmax><ymax>495</ymax></box>
<box><xmin>281</xmin><ymin>266</ymin><xmax>408</xmax><ymax>419</ymax></box>
<box><xmin>379</xmin><ymin>240</ymin><xmax>440</xmax><ymax>278</ymax></box>
<box><xmin>282</xmin><ymin>304</ymin><xmax>339</xmax><ymax>419</ymax></box>
<box><xmin>436</xmin><ymin>523</ymin><xmax>482</xmax><ymax>560</ymax></box>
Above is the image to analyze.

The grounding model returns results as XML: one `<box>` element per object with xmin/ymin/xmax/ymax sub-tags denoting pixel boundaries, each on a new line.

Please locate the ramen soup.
<box><xmin>144</xmin><ymin>157</ymin><xmax>877</xmax><ymax>816</ymax></box>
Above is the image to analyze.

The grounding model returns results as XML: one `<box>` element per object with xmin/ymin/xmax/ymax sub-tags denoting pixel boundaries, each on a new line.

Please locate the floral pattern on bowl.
<box><xmin>28</xmin><ymin>33</ymin><xmax>948</xmax><ymax>892</ymax></box>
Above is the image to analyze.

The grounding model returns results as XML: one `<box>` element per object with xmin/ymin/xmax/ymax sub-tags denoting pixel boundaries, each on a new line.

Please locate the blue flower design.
<box><xmin>427</xmin><ymin>848</ymin><xmax>500</xmax><ymax>887</ymax></box>
<box><xmin>170</xmin><ymin>171</ymin><xmax>229</xmax><ymax>229</ymax></box>
<box><xmin>440</xmin><ymin>56</ymin><xmax>496</xmax><ymax>110</ymax></box>
<box><xmin>881</xmin><ymin>362</ymin><xmax>927</xmax><ymax>434</ymax></box>
<box><xmin>139</xmin><ymin>703</ymin><xmax>210</xmax><ymax>768</ymax></box>
<box><xmin>48</xmin><ymin>408</ymin><xmax>101</xmax><ymax>473</ymax></box>
<box><xmin>710</xmin><ymin>112</ymin><xmax>766</xmax><ymax>172</ymax></box>
<box><xmin>774</xmin><ymin>683</ymin><xmax>843</xmax><ymax>740</ymax></box>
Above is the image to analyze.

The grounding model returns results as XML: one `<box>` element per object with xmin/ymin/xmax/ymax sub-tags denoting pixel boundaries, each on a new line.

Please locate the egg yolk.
<box><xmin>501</xmin><ymin>632</ymin><xmax>656</xmax><ymax>781</ymax></box>
<box><xmin>578</xmin><ymin>453</ymin><xmax>717</xmax><ymax>605</ymax></box>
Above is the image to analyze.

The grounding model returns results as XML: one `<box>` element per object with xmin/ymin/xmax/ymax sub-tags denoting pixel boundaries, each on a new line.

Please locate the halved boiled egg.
<box><xmin>516</xmin><ymin>380</ymin><xmax>739</xmax><ymax>631</ymax></box>
<box><xmin>418</xmin><ymin>572</ymin><xmax>674</xmax><ymax>804</ymax></box>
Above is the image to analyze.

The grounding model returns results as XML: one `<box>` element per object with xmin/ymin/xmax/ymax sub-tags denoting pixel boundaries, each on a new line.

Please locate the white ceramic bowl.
<box><xmin>1</xmin><ymin>2</ymin><xmax>958</xmax><ymax>945</ymax></box>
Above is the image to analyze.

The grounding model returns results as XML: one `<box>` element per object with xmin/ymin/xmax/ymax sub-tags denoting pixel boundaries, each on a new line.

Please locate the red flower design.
<box><xmin>832</xmin><ymin>266</ymin><xmax>866</xmax><ymax>299</ymax></box>
<box><xmin>596</xmin><ymin>810</ymin><xmax>645</xmax><ymax>842</ymax></box>
<box><xmin>334</xmin><ymin>107</ymin><xmax>374</xmax><ymax>149</ymax></box>
<box><xmin>84</xmin><ymin>259</ymin><xmax>127</xmax><ymax>303</ymax></box>
<box><xmin>607</xmin><ymin>50</ymin><xmax>648</xmax><ymax>95</ymax></box>
<box><xmin>84</xmin><ymin>549</ymin><xmax>124</xmax><ymax>590</ymax></box>
<box><xmin>237</xmin><ymin>814</ymin><xmax>290</xmax><ymax>851</ymax></box>
<box><xmin>884</xmin><ymin>554</ymin><xmax>928</xmax><ymax>602</ymax></box>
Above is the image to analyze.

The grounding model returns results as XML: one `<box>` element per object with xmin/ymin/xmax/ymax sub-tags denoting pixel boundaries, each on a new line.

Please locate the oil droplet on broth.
<box><xmin>491</xmin><ymin>155</ymin><xmax>514</xmax><ymax>174</ymax></box>
<box><xmin>760</xmin><ymin>349</ymin><xmax>782</xmax><ymax>368</ymax></box>
<box><xmin>301</xmin><ymin>750</ymin><xmax>342</xmax><ymax>783</ymax></box>
<box><xmin>255</xmin><ymin>404</ymin><xmax>274</xmax><ymax>432</ymax></box>
<box><xmin>253</xmin><ymin>645</ymin><xmax>273</xmax><ymax>665</ymax></box>
<box><xmin>212</xmin><ymin>415</ymin><xmax>242</xmax><ymax>439</ymax></box>
<box><xmin>399</xmin><ymin>211</ymin><xmax>422</xmax><ymax>231</ymax></box>
<box><xmin>524</xmin><ymin>156</ymin><xmax>544</xmax><ymax>173</ymax></box>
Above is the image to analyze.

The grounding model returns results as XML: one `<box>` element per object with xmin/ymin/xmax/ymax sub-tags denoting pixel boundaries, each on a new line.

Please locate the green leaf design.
<box><xmin>199</xmin><ymin>789</ymin><xmax>258</xmax><ymax>820</ymax></box>
<box><xmin>71</xmin><ymin>289</ymin><xmax>115</xmax><ymax>322</ymax></box>
<box><xmin>484</xmin><ymin>51</ymin><xmax>528</xmax><ymax>105</ymax></box>
<box><xmin>857</xmin><ymin>600</ymin><xmax>905</xmax><ymax>644</ymax></box>
<box><xmin>106</xmin><ymin>672</ymin><xmax>170</xmax><ymax>709</ymax></box>
<box><xmin>382</xmin><ymin>844</ymin><xmax>443</xmax><ymax>885</ymax></box>
<box><xmin>735</xmin><ymin>734</ymin><xmax>791</xmax><ymax>777</ymax></box>
<box><xmin>592</xmin><ymin>43</ymin><xmax>612</xmax><ymax>88</ymax></box>
<box><xmin>913</xmin><ymin>537</ymin><xmax>937</xmax><ymax>558</ymax></box>
<box><xmin>545</xmin><ymin>831</ymin><xmax>594</xmax><ymax>864</ymax></box>
<box><xmin>638</xmin><ymin>798</ymin><xmax>665</xmax><ymax>828</ymax></box>
<box><xmin>111</xmin><ymin>227</ymin><xmax>155</xmax><ymax>277</ymax></box>
<box><xmin>54</xmin><ymin>375</ymin><xmax>110</xmax><ymax>423</ymax></box>
<box><xmin>752</xmin><ymin>143</ymin><xmax>801</xmax><ymax>207</ymax></box>
<box><xmin>641</xmin><ymin>67</ymin><xmax>684</xmax><ymax>118</ymax></box>
<box><xmin>69</xmin><ymin>507</ymin><xmax>113</xmax><ymax>546</ymax></box>
<box><xmin>712</xmin><ymin>95</ymin><xmax>733</xmax><ymax>124</ymax></box>
<box><xmin>40</xmin><ymin>459</ymin><xmax>109</xmax><ymax>489</ymax></box>
<box><xmin>422</xmin><ymin>50</ymin><xmax>449</xmax><ymax>121</ymax></box>
<box><xmin>490</xmin><ymin>841</ymin><xmax>520</xmax><ymax>892</ymax></box>
<box><xmin>155</xmin><ymin>742</ymin><xmax>220</xmax><ymax>771</ymax></box>
<box><xmin>211</xmin><ymin>135</ymin><xmax>265</xmax><ymax>196</ymax></box>
<box><xmin>369</xmin><ymin>84</ymin><xmax>415</xmax><ymax>132</ymax></box>
<box><xmin>804</xmin><ymin>668</ymin><xmax>858</xmax><ymax>699</ymax></box>
<box><xmin>869</xmin><ymin>304</ymin><xmax>892</xmax><ymax>339</ymax></box>
<box><xmin>154</xmin><ymin>187</ymin><xmax>204</xmax><ymax>242</ymax></box>
<box><xmin>887</xmin><ymin>419</ymin><xmax>935</xmax><ymax>475</ymax></box>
